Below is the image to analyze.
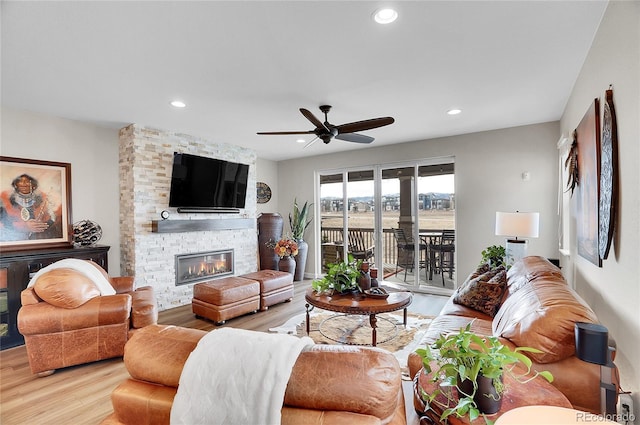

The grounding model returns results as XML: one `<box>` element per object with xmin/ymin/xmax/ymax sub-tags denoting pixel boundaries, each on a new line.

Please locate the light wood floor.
<box><xmin>0</xmin><ymin>280</ymin><xmax>447</xmax><ymax>425</ymax></box>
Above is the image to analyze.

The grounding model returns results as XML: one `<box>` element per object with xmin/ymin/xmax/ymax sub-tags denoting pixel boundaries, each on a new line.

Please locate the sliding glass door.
<box><xmin>317</xmin><ymin>159</ymin><xmax>455</xmax><ymax>295</ymax></box>
<box><xmin>318</xmin><ymin>169</ymin><xmax>376</xmax><ymax>270</ymax></box>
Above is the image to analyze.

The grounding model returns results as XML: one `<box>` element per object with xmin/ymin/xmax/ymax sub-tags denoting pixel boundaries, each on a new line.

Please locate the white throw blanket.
<box><xmin>27</xmin><ymin>258</ymin><xmax>116</xmax><ymax>295</ymax></box>
<box><xmin>171</xmin><ymin>328</ymin><xmax>314</xmax><ymax>425</ymax></box>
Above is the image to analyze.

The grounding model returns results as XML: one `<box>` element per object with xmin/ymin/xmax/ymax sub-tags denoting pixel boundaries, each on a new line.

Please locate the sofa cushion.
<box><xmin>505</xmin><ymin>256</ymin><xmax>564</xmax><ymax>296</ymax></box>
<box><xmin>33</xmin><ymin>268</ymin><xmax>101</xmax><ymax>308</ymax></box>
<box><xmin>458</xmin><ymin>264</ymin><xmax>493</xmax><ymax>290</ymax></box>
<box><xmin>492</xmin><ymin>278</ymin><xmax>599</xmax><ymax>363</ymax></box>
<box><xmin>453</xmin><ymin>269</ymin><xmax>507</xmax><ymax>317</ymax></box>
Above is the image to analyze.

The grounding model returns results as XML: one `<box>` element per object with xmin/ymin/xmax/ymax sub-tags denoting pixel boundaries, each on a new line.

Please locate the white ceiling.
<box><xmin>1</xmin><ymin>1</ymin><xmax>607</xmax><ymax>161</ymax></box>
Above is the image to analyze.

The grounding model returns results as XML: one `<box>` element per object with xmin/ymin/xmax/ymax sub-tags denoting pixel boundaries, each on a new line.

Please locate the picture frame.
<box><xmin>0</xmin><ymin>156</ymin><xmax>73</xmax><ymax>251</ymax></box>
<box><xmin>575</xmin><ymin>99</ymin><xmax>602</xmax><ymax>267</ymax></box>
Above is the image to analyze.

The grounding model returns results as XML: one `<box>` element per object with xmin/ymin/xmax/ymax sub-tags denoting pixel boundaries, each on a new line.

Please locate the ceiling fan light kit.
<box><xmin>257</xmin><ymin>105</ymin><xmax>395</xmax><ymax>148</ymax></box>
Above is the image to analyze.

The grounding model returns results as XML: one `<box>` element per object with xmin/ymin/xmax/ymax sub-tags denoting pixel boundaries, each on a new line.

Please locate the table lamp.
<box><xmin>575</xmin><ymin>322</ymin><xmax>617</xmax><ymax>416</ymax></box>
<box><xmin>495</xmin><ymin>211</ymin><xmax>539</xmax><ymax>266</ymax></box>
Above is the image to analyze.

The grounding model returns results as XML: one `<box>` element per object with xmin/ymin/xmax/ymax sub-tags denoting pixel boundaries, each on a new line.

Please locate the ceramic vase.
<box><xmin>293</xmin><ymin>239</ymin><xmax>308</xmax><ymax>281</ymax></box>
<box><xmin>278</xmin><ymin>256</ymin><xmax>296</xmax><ymax>275</ymax></box>
<box><xmin>457</xmin><ymin>374</ymin><xmax>503</xmax><ymax>414</ymax></box>
<box><xmin>257</xmin><ymin>213</ymin><xmax>283</xmax><ymax>270</ymax></box>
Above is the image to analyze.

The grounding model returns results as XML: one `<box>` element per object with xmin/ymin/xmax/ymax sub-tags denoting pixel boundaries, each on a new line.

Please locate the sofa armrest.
<box><xmin>124</xmin><ymin>325</ymin><xmax>206</xmax><ymax>387</ymax></box>
<box><xmin>20</xmin><ymin>287</ymin><xmax>42</xmax><ymax>306</ymax></box>
<box><xmin>110</xmin><ymin>277</ymin><xmax>135</xmax><ymax>294</ymax></box>
<box><xmin>129</xmin><ymin>286</ymin><xmax>158</xmax><ymax>328</ymax></box>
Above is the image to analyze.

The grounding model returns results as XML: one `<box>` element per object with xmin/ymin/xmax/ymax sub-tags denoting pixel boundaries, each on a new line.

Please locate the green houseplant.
<box><xmin>416</xmin><ymin>322</ymin><xmax>553</xmax><ymax>424</ymax></box>
<box><xmin>289</xmin><ymin>198</ymin><xmax>313</xmax><ymax>241</ymax></box>
<box><xmin>289</xmin><ymin>199</ymin><xmax>313</xmax><ymax>281</ymax></box>
<box><xmin>480</xmin><ymin>245</ymin><xmax>507</xmax><ymax>269</ymax></box>
<box><xmin>312</xmin><ymin>254</ymin><xmax>362</xmax><ymax>295</ymax></box>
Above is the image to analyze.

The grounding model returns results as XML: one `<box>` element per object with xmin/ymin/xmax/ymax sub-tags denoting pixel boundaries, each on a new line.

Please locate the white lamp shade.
<box><xmin>495</xmin><ymin>212</ymin><xmax>540</xmax><ymax>238</ymax></box>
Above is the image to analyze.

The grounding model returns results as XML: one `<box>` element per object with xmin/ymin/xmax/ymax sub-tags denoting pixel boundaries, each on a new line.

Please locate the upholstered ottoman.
<box><xmin>240</xmin><ymin>270</ymin><xmax>294</xmax><ymax>311</ymax></box>
<box><xmin>192</xmin><ymin>277</ymin><xmax>260</xmax><ymax>325</ymax></box>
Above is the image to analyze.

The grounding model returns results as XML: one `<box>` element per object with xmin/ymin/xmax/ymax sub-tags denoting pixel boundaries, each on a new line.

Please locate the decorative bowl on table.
<box><xmin>364</xmin><ymin>287</ymin><xmax>389</xmax><ymax>299</ymax></box>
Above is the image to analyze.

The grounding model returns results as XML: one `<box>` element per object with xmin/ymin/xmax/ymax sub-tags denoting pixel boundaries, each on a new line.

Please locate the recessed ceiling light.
<box><xmin>373</xmin><ymin>8</ymin><xmax>398</xmax><ymax>24</ymax></box>
<box><xmin>447</xmin><ymin>108</ymin><xmax>462</xmax><ymax>115</ymax></box>
<box><xmin>170</xmin><ymin>100</ymin><xmax>186</xmax><ymax>108</ymax></box>
<box><xmin>296</xmin><ymin>139</ymin><xmax>306</xmax><ymax>144</ymax></box>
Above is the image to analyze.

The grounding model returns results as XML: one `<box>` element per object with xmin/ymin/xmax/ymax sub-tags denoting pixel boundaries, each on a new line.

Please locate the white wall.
<box><xmin>1</xmin><ymin>107</ymin><xmax>121</xmax><ymax>273</ymax></box>
<box><xmin>560</xmin><ymin>0</ymin><xmax>640</xmax><ymax>415</ymax></box>
<box><xmin>256</xmin><ymin>157</ymin><xmax>279</xmax><ymax>216</ymax></box>
<box><xmin>276</xmin><ymin>121</ymin><xmax>560</xmax><ymax>283</ymax></box>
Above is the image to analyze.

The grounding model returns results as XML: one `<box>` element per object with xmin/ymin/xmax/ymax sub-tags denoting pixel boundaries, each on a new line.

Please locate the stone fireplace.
<box><xmin>175</xmin><ymin>249</ymin><xmax>234</xmax><ymax>286</ymax></box>
<box><xmin>119</xmin><ymin>124</ymin><xmax>258</xmax><ymax>311</ymax></box>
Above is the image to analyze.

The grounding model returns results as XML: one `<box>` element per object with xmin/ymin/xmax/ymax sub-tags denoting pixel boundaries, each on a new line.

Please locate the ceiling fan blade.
<box><xmin>300</xmin><ymin>108</ymin><xmax>327</xmax><ymax>131</ymax></box>
<box><xmin>335</xmin><ymin>132</ymin><xmax>374</xmax><ymax>144</ymax></box>
<box><xmin>303</xmin><ymin>136</ymin><xmax>320</xmax><ymax>149</ymax></box>
<box><xmin>336</xmin><ymin>117</ymin><xmax>394</xmax><ymax>134</ymax></box>
<box><xmin>256</xmin><ymin>130</ymin><xmax>315</xmax><ymax>135</ymax></box>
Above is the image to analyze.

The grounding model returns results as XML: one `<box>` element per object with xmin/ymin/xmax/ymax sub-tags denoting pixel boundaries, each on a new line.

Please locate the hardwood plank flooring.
<box><xmin>0</xmin><ymin>280</ymin><xmax>447</xmax><ymax>425</ymax></box>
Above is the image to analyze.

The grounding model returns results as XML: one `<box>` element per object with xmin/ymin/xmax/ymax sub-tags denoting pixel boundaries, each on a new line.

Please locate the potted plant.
<box><xmin>480</xmin><ymin>245</ymin><xmax>507</xmax><ymax>269</ymax></box>
<box><xmin>272</xmin><ymin>236</ymin><xmax>298</xmax><ymax>274</ymax></box>
<box><xmin>289</xmin><ymin>199</ymin><xmax>313</xmax><ymax>281</ymax></box>
<box><xmin>416</xmin><ymin>322</ymin><xmax>553</xmax><ymax>424</ymax></box>
<box><xmin>312</xmin><ymin>254</ymin><xmax>362</xmax><ymax>295</ymax></box>
<box><xmin>289</xmin><ymin>198</ymin><xmax>313</xmax><ymax>241</ymax></box>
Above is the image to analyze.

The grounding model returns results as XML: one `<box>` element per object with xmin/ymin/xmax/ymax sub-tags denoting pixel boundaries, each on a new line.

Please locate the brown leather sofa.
<box><xmin>18</xmin><ymin>261</ymin><xmax>158</xmax><ymax>376</ymax></box>
<box><xmin>102</xmin><ymin>324</ymin><xmax>407</xmax><ymax>425</ymax></box>
<box><xmin>408</xmin><ymin>256</ymin><xmax>618</xmax><ymax>414</ymax></box>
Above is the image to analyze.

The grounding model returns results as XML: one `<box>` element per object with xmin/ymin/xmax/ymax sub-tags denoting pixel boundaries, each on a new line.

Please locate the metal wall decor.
<box><xmin>256</xmin><ymin>182</ymin><xmax>272</xmax><ymax>204</ymax></box>
<box><xmin>598</xmin><ymin>86</ymin><xmax>618</xmax><ymax>260</ymax></box>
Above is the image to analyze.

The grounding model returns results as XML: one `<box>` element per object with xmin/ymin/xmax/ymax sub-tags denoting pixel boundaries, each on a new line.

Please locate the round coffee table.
<box><xmin>304</xmin><ymin>287</ymin><xmax>412</xmax><ymax>346</ymax></box>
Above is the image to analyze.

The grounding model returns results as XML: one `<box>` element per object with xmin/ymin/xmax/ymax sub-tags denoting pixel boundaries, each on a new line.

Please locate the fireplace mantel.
<box><xmin>151</xmin><ymin>218</ymin><xmax>255</xmax><ymax>233</ymax></box>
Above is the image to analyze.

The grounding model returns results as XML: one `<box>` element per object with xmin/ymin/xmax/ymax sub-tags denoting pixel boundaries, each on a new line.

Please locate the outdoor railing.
<box><xmin>320</xmin><ymin>227</ymin><xmax>448</xmax><ymax>270</ymax></box>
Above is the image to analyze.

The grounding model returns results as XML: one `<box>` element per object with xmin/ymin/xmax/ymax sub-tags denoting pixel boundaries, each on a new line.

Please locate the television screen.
<box><xmin>169</xmin><ymin>152</ymin><xmax>249</xmax><ymax>209</ymax></box>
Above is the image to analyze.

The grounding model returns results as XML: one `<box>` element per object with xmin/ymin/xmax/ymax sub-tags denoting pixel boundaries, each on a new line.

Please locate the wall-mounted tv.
<box><xmin>169</xmin><ymin>152</ymin><xmax>249</xmax><ymax>210</ymax></box>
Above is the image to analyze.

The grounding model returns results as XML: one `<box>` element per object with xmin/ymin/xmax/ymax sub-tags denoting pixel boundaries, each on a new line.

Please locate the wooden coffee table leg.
<box><xmin>370</xmin><ymin>314</ymin><xmax>377</xmax><ymax>346</ymax></box>
<box><xmin>305</xmin><ymin>303</ymin><xmax>314</xmax><ymax>334</ymax></box>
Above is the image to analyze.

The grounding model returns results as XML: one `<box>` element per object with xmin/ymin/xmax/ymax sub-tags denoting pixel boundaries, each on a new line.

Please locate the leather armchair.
<box><xmin>18</xmin><ymin>260</ymin><xmax>157</xmax><ymax>376</ymax></box>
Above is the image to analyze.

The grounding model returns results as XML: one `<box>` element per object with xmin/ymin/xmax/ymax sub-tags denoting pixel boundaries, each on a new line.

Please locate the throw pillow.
<box><xmin>458</xmin><ymin>263</ymin><xmax>494</xmax><ymax>291</ymax></box>
<box><xmin>33</xmin><ymin>268</ymin><xmax>101</xmax><ymax>308</ymax></box>
<box><xmin>454</xmin><ymin>269</ymin><xmax>507</xmax><ymax>317</ymax></box>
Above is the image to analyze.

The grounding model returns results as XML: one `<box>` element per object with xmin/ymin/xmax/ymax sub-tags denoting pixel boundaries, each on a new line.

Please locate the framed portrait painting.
<box><xmin>0</xmin><ymin>156</ymin><xmax>73</xmax><ymax>251</ymax></box>
<box><xmin>575</xmin><ymin>99</ymin><xmax>602</xmax><ymax>267</ymax></box>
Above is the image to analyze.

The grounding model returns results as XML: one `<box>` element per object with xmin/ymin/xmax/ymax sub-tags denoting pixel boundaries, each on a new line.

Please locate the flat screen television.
<box><xmin>169</xmin><ymin>152</ymin><xmax>249</xmax><ymax>210</ymax></box>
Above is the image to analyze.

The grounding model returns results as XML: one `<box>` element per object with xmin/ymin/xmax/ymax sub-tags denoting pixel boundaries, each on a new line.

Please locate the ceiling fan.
<box><xmin>257</xmin><ymin>105</ymin><xmax>395</xmax><ymax>148</ymax></box>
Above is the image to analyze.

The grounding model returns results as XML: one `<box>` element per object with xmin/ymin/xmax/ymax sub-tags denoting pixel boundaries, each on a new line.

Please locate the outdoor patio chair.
<box><xmin>347</xmin><ymin>229</ymin><xmax>375</xmax><ymax>262</ymax></box>
<box><xmin>429</xmin><ymin>229</ymin><xmax>455</xmax><ymax>285</ymax></box>
<box><xmin>392</xmin><ymin>228</ymin><xmax>426</xmax><ymax>281</ymax></box>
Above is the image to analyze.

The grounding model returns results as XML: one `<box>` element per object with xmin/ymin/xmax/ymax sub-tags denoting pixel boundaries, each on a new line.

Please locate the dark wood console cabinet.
<box><xmin>0</xmin><ymin>245</ymin><xmax>110</xmax><ymax>350</ymax></box>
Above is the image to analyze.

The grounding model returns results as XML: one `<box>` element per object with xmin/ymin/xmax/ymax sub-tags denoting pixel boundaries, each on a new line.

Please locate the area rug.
<box><xmin>270</xmin><ymin>311</ymin><xmax>433</xmax><ymax>376</ymax></box>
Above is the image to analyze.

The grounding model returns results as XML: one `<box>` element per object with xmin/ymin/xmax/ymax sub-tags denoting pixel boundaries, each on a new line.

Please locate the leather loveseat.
<box><xmin>18</xmin><ymin>260</ymin><xmax>158</xmax><ymax>376</ymax></box>
<box><xmin>408</xmin><ymin>256</ymin><xmax>618</xmax><ymax>414</ymax></box>
<box><xmin>101</xmin><ymin>324</ymin><xmax>407</xmax><ymax>425</ymax></box>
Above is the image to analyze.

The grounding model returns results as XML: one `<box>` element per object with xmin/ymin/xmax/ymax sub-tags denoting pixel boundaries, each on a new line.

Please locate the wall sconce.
<box><xmin>495</xmin><ymin>211</ymin><xmax>539</xmax><ymax>266</ymax></box>
<box><xmin>575</xmin><ymin>322</ymin><xmax>617</xmax><ymax>416</ymax></box>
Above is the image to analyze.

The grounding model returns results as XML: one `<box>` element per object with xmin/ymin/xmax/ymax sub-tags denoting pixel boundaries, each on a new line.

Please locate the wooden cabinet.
<box><xmin>0</xmin><ymin>245</ymin><xmax>109</xmax><ymax>350</ymax></box>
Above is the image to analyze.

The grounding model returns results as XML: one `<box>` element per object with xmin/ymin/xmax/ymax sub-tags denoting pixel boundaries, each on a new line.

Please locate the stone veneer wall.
<box><xmin>119</xmin><ymin>124</ymin><xmax>257</xmax><ymax>311</ymax></box>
